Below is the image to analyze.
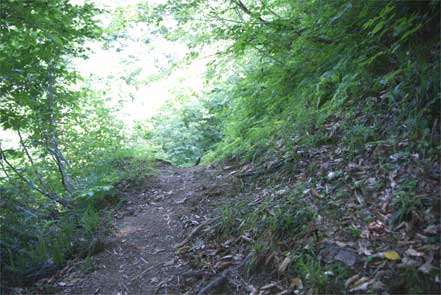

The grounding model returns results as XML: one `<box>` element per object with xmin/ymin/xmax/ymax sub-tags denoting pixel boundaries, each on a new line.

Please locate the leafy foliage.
<box><xmin>138</xmin><ymin>94</ymin><xmax>221</xmax><ymax>166</ymax></box>
<box><xmin>145</xmin><ymin>0</ymin><xmax>440</xmax><ymax>162</ymax></box>
<box><xmin>0</xmin><ymin>0</ymin><xmax>153</xmax><ymax>287</ymax></box>
<box><xmin>1</xmin><ymin>0</ymin><xmax>440</xmax><ymax>292</ymax></box>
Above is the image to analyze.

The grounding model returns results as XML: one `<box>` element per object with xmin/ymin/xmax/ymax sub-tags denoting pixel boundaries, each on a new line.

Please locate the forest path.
<box><xmin>55</xmin><ymin>162</ymin><xmax>221</xmax><ymax>295</ymax></box>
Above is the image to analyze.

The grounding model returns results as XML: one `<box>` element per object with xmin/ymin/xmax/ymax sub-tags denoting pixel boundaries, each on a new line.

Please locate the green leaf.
<box><xmin>47</xmin><ymin>33</ymin><xmax>64</xmax><ymax>46</ymax></box>
<box><xmin>371</xmin><ymin>21</ymin><xmax>385</xmax><ymax>34</ymax></box>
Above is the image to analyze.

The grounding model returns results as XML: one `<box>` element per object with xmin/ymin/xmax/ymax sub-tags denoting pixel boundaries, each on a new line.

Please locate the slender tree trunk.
<box><xmin>17</xmin><ymin>128</ymin><xmax>65</xmax><ymax>203</ymax></box>
<box><xmin>45</xmin><ymin>63</ymin><xmax>77</xmax><ymax>193</ymax></box>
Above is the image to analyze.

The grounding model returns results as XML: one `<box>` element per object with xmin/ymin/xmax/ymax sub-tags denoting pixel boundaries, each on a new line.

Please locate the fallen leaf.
<box><xmin>245</xmin><ymin>284</ymin><xmax>257</xmax><ymax>293</ymax></box>
<box><xmin>398</xmin><ymin>257</ymin><xmax>419</xmax><ymax>267</ymax></box>
<box><xmin>405</xmin><ymin>247</ymin><xmax>424</xmax><ymax>257</ymax></box>
<box><xmin>348</xmin><ymin>276</ymin><xmax>371</xmax><ymax>292</ymax></box>
<box><xmin>240</xmin><ymin>235</ymin><xmax>253</xmax><ymax>242</ymax></box>
<box><xmin>278</xmin><ymin>256</ymin><xmax>292</xmax><ymax>273</ymax></box>
<box><xmin>371</xmin><ymin>280</ymin><xmax>385</xmax><ymax>290</ymax></box>
<box><xmin>265</xmin><ymin>253</ymin><xmax>275</xmax><ymax>265</ymax></box>
<box><xmin>384</xmin><ymin>250</ymin><xmax>400</xmax><ymax>260</ymax></box>
<box><xmin>350</xmin><ymin>282</ymin><xmax>369</xmax><ymax>292</ymax></box>
<box><xmin>418</xmin><ymin>252</ymin><xmax>434</xmax><ymax>274</ymax></box>
<box><xmin>358</xmin><ymin>240</ymin><xmax>373</xmax><ymax>256</ymax></box>
<box><xmin>423</xmin><ymin>225</ymin><xmax>438</xmax><ymax>235</ymax></box>
<box><xmin>214</xmin><ymin>260</ymin><xmax>233</xmax><ymax>270</ymax></box>
<box><xmin>220</xmin><ymin>255</ymin><xmax>233</xmax><ymax>260</ymax></box>
<box><xmin>345</xmin><ymin>274</ymin><xmax>360</xmax><ymax>289</ymax></box>
<box><xmin>310</xmin><ymin>188</ymin><xmax>321</xmax><ymax>198</ymax></box>
<box><xmin>336</xmin><ymin>241</ymin><xmax>354</xmax><ymax>248</ymax></box>
<box><xmin>290</xmin><ymin>277</ymin><xmax>303</xmax><ymax>289</ymax></box>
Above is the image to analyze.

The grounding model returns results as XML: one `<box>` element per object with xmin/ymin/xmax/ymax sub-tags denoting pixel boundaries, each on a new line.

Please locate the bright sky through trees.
<box><xmin>72</xmin><ymin>0</ymin><xmax>208</xmax><ymax>131</ymax></box>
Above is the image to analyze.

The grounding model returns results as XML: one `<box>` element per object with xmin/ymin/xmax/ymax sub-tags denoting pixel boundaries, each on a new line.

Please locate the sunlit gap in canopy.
<box><xmin>72</xmin><ymin>0</ymin><xmax>208</xmax><ymax>134</ymax></box>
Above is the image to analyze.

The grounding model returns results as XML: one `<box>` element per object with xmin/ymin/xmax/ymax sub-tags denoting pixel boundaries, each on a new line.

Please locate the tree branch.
<box><xmin>17</xmin><ymin>129</ymin><xmax>56</xmax><ymax>196</ymax></box>
<box><xmin>0</xmin><ymin>145</ymin><xmax>69</xmax><ymax>208</ymax></box>
<box><xmin>233</xmin><ymin>0</ymin><xmax>268</xmax><ymax>24</ymax></box>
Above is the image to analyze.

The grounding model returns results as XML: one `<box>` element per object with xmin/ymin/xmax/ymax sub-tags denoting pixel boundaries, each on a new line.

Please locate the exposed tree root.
<box><xmin>175</xmin><ymin>216</ymin><xmax>221</xmax><ymax>248</ymax></box>
<box><xmin>195</xmin><ymin>252</ymin><xmax>253</xmax><ymax>295</ymax></box>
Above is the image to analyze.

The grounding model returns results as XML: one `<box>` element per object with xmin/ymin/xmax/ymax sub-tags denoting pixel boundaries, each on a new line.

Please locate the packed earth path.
<box><xmin>50</xmin><ymin>161</ymin><xmax>232</xmax><ymax>295</ymax></box>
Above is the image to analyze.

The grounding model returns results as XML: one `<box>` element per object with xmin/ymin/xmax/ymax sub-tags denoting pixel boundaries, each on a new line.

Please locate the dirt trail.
<box><xmin>55</xmin><ymin>163</ymin><xmax>222</xmax><ymax>295</ymax></box>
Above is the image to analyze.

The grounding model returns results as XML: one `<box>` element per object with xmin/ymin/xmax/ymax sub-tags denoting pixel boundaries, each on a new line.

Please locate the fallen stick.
<box><xmin>196</xmin><ymin>269</ymin><xmax>230</xmax><ymax>295</ymax></box>
<box><xmin>196</xmin><ymin>252</ymin><xmax>253</xmax><ymax>295</ymax></box>
<box><xmin>181</xmin><ymin>270</ymin><xmax>209</xmax><ymax>278</ymax></box>
<box><xmin>131</xmin><ymin>264</ymin><xmax>157</xmax><ymax>282</ymax></box>
<box><xmin>175</xmin><ymin>216</ymin><xmax>221</xmax><ymax>248</ymax></box>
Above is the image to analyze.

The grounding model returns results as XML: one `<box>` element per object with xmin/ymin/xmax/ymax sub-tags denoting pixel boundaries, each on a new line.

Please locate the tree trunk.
<box><xmin>45</xmin><ymin>63</ymin><xmax>77</xmax><ymax>193</ymax></box>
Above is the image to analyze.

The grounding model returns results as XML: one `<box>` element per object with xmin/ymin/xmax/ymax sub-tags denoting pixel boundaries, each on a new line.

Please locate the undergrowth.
<box><xmin>0</xmin><ymin>147</ymin><xmax>154</xmax><ymax>288</ymax></box>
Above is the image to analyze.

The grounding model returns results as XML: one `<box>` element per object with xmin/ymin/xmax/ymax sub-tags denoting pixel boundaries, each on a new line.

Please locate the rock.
<box><xmin>335</xmin><ymin>249</ymin><xmax>357</xmax><ymax>267</ymax></box>
<box><xmin>327</xmin><ymin>172</ymin><xmax>337</xmax><ymax>180</ymax></box>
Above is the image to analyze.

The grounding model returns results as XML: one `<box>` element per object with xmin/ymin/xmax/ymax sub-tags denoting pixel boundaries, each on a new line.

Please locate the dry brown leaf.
<box><xmin>310</xmin><ymin>188</ymin><xmax>321</xmax><ymax>198</ymax></box>
<box><xmin>264</xmin><ymin>253</ymin><xmax>275</xmax><ymax>265</ymax></box>
<box><xmin>348</xmin><ymin>276</ymin><xmax>370</xmax><ymax>292</ymax></box>
<box><xmin>290</xmin><ymin>277</ymin><xmax>303</xmax><ymax>289</ymax></box>
<box><xmin>278</xmin><ymin>256</ymin><xmax>292</xmax><ymax>273</ymax></box>
<box><xmin>345</xmin><ymin>274</ymin><xmax>360</xmax><ymax>289</ymax></box>
<box><xmin>213</xmin><ymin>260</ymin><xmax>233</xmax><ymax>270</ymax></box>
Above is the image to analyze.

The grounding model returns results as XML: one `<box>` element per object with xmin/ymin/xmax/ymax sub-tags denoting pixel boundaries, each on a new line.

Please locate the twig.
<box><xmin>17</xmin><ymin>128</ymin><xmax>59</xmax><ymax>199</ymax></box>
<box><xmin>174</xmin><ymin>216</ymin><xmax>221</xmax><ymax>248</ymax></box>
<box><xmin>196</xmin><ymin>270</ymin><xmax>229</xmax><ymax>295</ymax></box>
<box><xmin>238</xmin><ymin>160</ymin><xmax>286</xmax><ymax>178</ymax></box>
<box><xmin>196</xmin><ymin>252</ymin><xmax>253</xmax><ymax>295</ymax></box>
<box><xmin>0</xmin><ymin>145</ymin><xmax>69</xmax><ymax>208</ymax></box>
<box><xmin>181</xmin><ymin>270</ymin><xmax>209</xmax><ymax>278</ymax></box>
<box><xmin>233</xmin><ymin>0</ymin><xmax>268</xmax><ymax>24</ymax></box>
<box><xmin>130</xmin><ymin>264</ymin><xmax>157</xmax><ymax>282</ymax></box>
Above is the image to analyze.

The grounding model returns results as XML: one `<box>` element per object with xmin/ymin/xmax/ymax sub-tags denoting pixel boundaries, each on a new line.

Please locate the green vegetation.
<box><xmin>1</xmin><ymin>0</ymin><xmax>440</xmax><ymax>293</ymax></box>
<box><xmin>147</xmin><ymin>0</ymin><xmax>439</xmax><ymax>163</ymax></box>
<box><xmin>139</xmin><ymin>1</ymin><xmax>439</xmax><ymax>292</ymax></box>
<box><xmin>0</xmin><ymin>0</ymin><xmax>153</xmax><ymax>286</ymax></box>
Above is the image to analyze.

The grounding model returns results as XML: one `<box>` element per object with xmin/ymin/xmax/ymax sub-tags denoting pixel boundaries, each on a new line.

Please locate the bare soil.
<box><xmin>46</xmin><ymin>162</ymin><xmax>233</xmax><ymax>295</ymax></box>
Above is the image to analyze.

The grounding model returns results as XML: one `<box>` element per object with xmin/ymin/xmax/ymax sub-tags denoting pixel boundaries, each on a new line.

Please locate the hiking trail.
<box><xmin>52</xmin><ymin>162</ymin><xmax>230</xmax><ymax>295</ymax></box>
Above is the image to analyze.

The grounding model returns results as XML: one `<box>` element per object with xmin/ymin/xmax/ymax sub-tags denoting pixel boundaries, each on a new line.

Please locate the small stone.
<box><xmin>327</xmin><ymin>172</ymin><xmax>337</xmax><ymax>180</ymax></box>
<box><xmin>335</xmin><ymin>249</ymin><xmax>357</xmax><ymax>267</ymax></box>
